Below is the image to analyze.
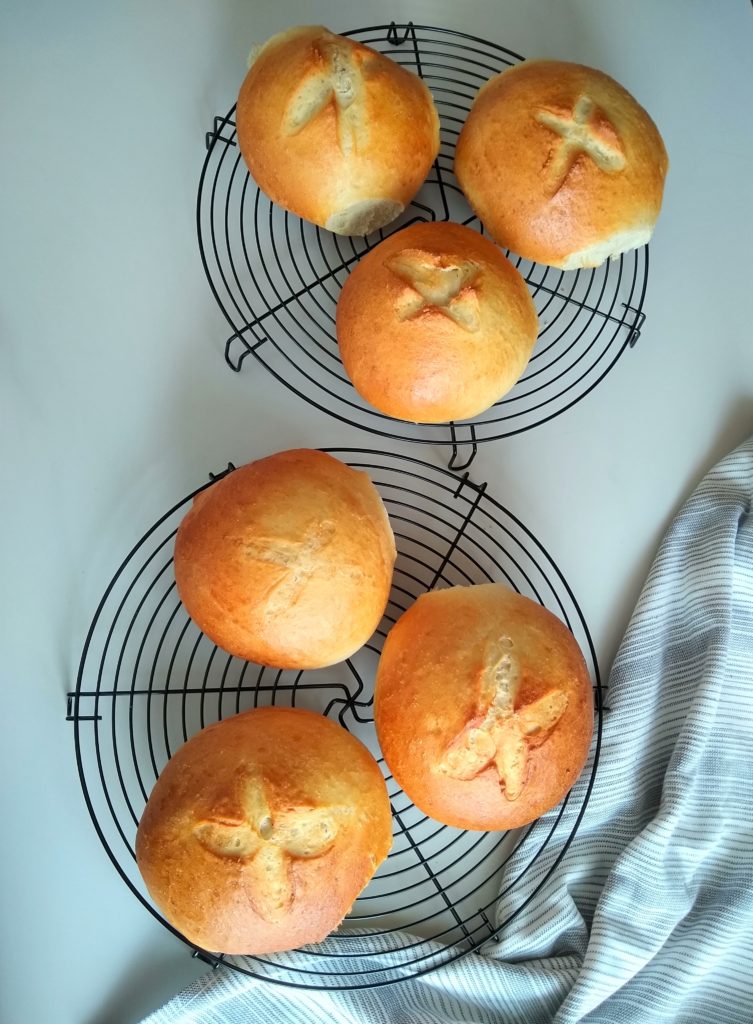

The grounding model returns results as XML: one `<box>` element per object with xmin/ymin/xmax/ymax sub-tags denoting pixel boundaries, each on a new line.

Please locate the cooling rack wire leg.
<box><xmin>448</xmin><ymin>422</ymin><xmax>478</xmax><ymax>471</ymax></box>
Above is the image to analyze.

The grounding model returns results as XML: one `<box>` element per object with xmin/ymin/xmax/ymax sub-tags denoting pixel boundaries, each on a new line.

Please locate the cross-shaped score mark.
<box><xmin>386</xmin><ymin>252</ymin><xmax>482</xmax><ymax>333</ymax></box>
<box><xmin>536</xmin><ymin>94</ymin><xmax>626</xmax><ymax>195</ymax></box>
<box><xmin>238</xmin><ymin>519</ymin><xmax>362</xmax><ymax>612</ymax></box>
<box><xmin>283</xmin><ymin>40</ymin><xmax>368</xmax><ymax>156</ymax></box>
<box><xmin>439</xmin><ymin>640</ymin><xmax>569</xmax><ymax>800</ymax></box>
<box><xmin>194</xmin><ymin>777</ymin><xmax>342</xmax><ymax>923</ymax></box>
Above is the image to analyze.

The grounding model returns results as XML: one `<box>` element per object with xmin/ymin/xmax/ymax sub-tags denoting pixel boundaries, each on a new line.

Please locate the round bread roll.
<box><xmin>174</xmin><ymin>449</ymin><xmax>396</xmax><ymax>669</ymax></box>
<box><xmin>455</xmin><ymin>60</ymin><xmax>669</xmax><ymax>269</ymax></box>
<box><xmin>374</xmin><ymin>584</ymin><xmax>593</xmax><ymax>831</ymax></box>
<box><xmin>236</xmin><ymin>26</ymin><xmax>440</xmax><ymax>235</ymax></box>
<box><xmin>136</xmin><ymin>707</ymin><xmax>393</xmax><ymax>954</ymax></box>
<box><xmin>336</xmin><ymin>223</ymin><xmax>538</xmax><ymax>423</ymax></box>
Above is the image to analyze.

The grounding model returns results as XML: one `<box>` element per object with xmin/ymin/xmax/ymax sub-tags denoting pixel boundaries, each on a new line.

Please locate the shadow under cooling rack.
<box><xmin>68</xmin><ymin>450</ymin><xmax>604</xmax><ymax>990</ymax></box>
<box><xmin>197</xmin><ymin>22</ymin><xmax>649</xmax><ymax>455</ymax></box>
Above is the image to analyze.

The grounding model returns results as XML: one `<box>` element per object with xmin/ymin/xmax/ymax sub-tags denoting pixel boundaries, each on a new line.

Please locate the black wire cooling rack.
<box><xmin>197</xmin><ymin>23</ymin><xmax>648</xmax><ymax>466</ymax></box>
<box><xmin>67</xmin><ymin>450</ymin><xmax>604</xmax><ymax>990</ymax></box>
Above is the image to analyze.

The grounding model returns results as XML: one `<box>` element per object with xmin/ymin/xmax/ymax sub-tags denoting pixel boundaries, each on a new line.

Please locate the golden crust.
<box><xmin>455</xmin><ymin>60</ymin><xmax>668</xmax><ymax>268</ymax></box>
<box><xmin>174</xmin><ymin>449</ymin><xmax>396</xmax><ymax>669</ymax></box>
<box><xmin>136</xmin><ymin>707</ymin><xmax>393</xmax><ymax>954</ymax></box>
<box><xmin>336</xmin><ymin>223</ymin><xmax>538</xmax><ymax>422</ymax></box>
<box><xmin>236</xmin><ymin>26</ymin><xmax>440</xmax><ymax>233</ymax></box>
<box><xmin>374</xmin><ymin>584</ymin><xmax>594</xmax><ymax>830</ymax></box>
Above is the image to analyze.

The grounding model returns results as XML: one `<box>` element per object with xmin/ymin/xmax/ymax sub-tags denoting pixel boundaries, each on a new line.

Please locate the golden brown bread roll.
<box><xmin>336</xmin><ymin>222</ymin><xmax>538</xmax><ymax>423</ymax></box>
<box><xmin>236</xmin><ymin>26</ymin><xmax>440</xmax><ymax>235</ymax></box>
<box><xmin>455</xmin><ymin>60</ymin><xmax>668</xmax><ymax>269</ymax></box>
<box><xmin>374</xmin><ymin>584</ymin><xmax>593</xmax><ymax>831</ymax></box>
<box><xmin>174</xmin><ymin>449</ymin><xmax>396</xmax><ymax>669</ymax></box>
<box><xmin>136</xmin><ymin>707</ymin><xmax>393</xmax><ymax>954</ymax></box>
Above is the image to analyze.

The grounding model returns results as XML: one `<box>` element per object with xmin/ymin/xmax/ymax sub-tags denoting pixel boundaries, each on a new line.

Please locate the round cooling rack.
<box><xmin>67</xmin><ymin>450</ymin><xmax>604</xmax><ymax>990</ymax></box>
<box><xmin>197</xmin><ymin>22</ymin><xmax>649</xmax><ymax>460</ymax></box>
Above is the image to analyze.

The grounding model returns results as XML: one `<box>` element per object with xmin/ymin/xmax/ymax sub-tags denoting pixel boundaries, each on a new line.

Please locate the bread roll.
<box><xmin>174</xmin><ymin>449</ymin><xmax>395</xmax><ymax>669</ymax></box>
<box><xmin>336</xmin><ymin>223</ymin><xmax>538</xmax><ymax>423</ymax></box>
<box><xmin>375</xmin><ymin>584</ymin><xmax>593</xmax><ymax>831</ymax></box>
<box><xmin>455</xmin><ymin>60</ymin><xmax>668</xmax><ymax>269</ymax></box>
<box><xmin>236</xmin><ymin>26</ymin><xmax>440</xmax><ymax>235</ymax></box>
<box><xmin>136</xmin><ymin>707</ymin><xmax>392</xmax><ymax>954</ymax></box>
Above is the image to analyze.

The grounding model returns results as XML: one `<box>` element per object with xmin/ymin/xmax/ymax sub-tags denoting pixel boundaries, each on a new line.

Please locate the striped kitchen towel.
<box><xmin>142</xmin><ymin>436</ymin><xmax>753</xmax><ymax>1024</ymax></box>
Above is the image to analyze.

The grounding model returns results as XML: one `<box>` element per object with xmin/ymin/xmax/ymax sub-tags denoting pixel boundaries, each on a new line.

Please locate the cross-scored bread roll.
<box><xmin>455</xmin><ymin>60</ymin><xmax>668</xmax><ymax>269</ymax></box>
<box><xmin>136</xmin><ymin>707</ymin><xmax>393</xmax><ymax>954</ymax></box>
<box><xmin>236</xmin><ymin>26</ymin><xmax>440</xmax><ymax>235</ymax></box>
<box><xmin>336</xmin><ymin>222</ymin><xmax>538</xmax><ymax>423</ymax></box>
<box><xmin>174</xmin><ymin>450</ymin><xmax>396</xmax><ymax>669</ymax></box>
<box><xmin>375</xmin><ymin>584</ymin><xmax>593</xmax><ymax>831</ymax></box>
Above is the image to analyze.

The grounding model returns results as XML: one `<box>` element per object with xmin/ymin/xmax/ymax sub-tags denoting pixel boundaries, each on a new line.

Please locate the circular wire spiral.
<box><xmin>197</xmin><ymin>23</ymin><xmax>648</xmax><ymax>449</ymax></box>
<box><xmin>70</xmin><ymin>450</ymin><xmax>603</xmax><ymax>989</ymax></box>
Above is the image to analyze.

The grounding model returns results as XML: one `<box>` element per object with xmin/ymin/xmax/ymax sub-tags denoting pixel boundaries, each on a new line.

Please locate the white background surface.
<box><xmin>2</xmin><ymin>1</ymin><xmax>752</xmax><ymax>1021</ymax></box>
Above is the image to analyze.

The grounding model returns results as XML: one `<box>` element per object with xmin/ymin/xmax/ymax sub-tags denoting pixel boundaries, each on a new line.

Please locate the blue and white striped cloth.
<box><xmin>143</xmin><ymin>437</ymin><xmax>753</xmax><ymax>1024</ymax></box>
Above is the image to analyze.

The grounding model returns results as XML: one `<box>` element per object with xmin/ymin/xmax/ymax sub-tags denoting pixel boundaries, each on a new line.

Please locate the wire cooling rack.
<box><xmin>197</xmin><ymin>23</ymin><xmax>649</xmax><ymax>464</ymax></box>
<box><xmin>67</xmin><ymin>450</ymin><xmax>603</xmax><ymax>989</ymax></box>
